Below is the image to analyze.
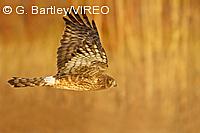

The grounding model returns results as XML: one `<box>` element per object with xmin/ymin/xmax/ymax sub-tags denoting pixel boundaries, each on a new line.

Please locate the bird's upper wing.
<box><xmin>57</xmin><ymin>10</ymin><xmax>108</xmax><ymax>76</ymax></box>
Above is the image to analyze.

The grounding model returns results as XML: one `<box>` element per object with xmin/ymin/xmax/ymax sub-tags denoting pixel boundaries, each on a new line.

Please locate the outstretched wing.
<box><xmin>57</xmin><ymin>10</ymin><xmax>108</xmax><ymax>76</ymax></box>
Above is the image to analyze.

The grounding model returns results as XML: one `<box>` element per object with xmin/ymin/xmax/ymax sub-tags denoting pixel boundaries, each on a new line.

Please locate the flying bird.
<box><xmin>8</xmin><ymin>10</ymin><xmax>117</xmax><ymax>91</ymax></box>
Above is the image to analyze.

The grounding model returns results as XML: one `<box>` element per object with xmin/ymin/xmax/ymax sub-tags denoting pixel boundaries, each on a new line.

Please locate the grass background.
<box><xmin>0</xmin><ymin>0</ymin><xmax>200</xmax><ymax>133</ymax></box>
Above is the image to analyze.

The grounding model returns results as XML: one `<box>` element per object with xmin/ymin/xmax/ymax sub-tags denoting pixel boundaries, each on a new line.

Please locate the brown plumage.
<box><xmin>8</xmin><ymin>77</ymin><xmax>46</xmax><ymax>87</ymax></box>
<box><xmin>8</xmin><ymin>10</ymin><xmax>117</xmax><ymax>91</ymax></box>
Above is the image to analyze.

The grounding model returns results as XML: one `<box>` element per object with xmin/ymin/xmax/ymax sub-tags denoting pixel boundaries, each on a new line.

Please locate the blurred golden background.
<box><xmin>0</xmin><ymin>0</ymin><xmax>200</xmax><ymax>133</ymax></box>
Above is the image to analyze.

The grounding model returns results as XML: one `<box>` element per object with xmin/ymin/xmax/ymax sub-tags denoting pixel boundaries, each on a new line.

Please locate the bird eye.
<box><xmin>107</xmin><ymin>79</ymin><xmax>112</xmax><ymax>85</ymax></box>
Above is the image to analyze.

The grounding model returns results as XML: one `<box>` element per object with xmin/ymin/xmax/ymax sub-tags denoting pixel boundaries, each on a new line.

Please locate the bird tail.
<box><xmin>8</xmin><ymin>76</ymin><xmax>55</xmax><ymax>88</ymax></box>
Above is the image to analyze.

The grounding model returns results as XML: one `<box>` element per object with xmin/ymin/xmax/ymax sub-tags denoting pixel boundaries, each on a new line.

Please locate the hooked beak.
<box><xmin>112</xmin><ymin>80</ymin><xmax>117</xmax><ymax>87</ymax></box>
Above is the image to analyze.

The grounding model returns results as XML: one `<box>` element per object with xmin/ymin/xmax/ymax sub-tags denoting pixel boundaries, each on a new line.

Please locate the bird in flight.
<box><xmin>8</xmin><ymin>10</ymin><xmax>117</xmax><ymax>91</ymax></box>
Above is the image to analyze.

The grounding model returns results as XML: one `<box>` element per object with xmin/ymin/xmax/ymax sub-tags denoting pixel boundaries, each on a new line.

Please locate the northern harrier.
<box><xmin>8</xmin><ymin>10</ymin><xmax>117</xmax><ymax>91</ymax></box>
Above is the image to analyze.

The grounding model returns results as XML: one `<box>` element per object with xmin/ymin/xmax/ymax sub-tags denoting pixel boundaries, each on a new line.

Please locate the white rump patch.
<box><xmin>44</xmin><ymin>76</ymin><xmax>55</xmax><ymax>85</ymax></box>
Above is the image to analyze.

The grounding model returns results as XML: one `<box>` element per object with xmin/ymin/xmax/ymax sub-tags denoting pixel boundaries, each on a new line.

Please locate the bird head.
<box><xmin>105</xmin><ymin>76</ymin><xmax>117</xmax><ymax>88</ymax></box>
